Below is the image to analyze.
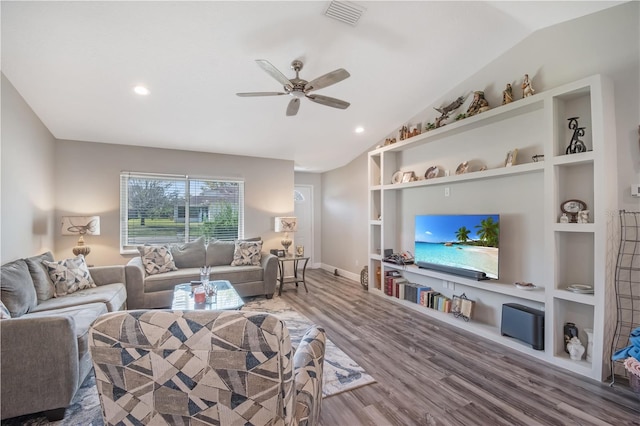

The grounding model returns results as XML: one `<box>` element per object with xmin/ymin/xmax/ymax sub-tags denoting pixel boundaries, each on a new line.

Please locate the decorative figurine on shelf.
<box><xmin>502</xmin><ymin>83</ymin><xmax>514</xmax><ymax>105</ymax></box>
<box><xmin>560</xmin><ymin>213</ymin><xmax>569</xmax><ymax>223</ymax></box>
<box><xmin>433</xmin><ymin>95</ymin><xmax>467</xmax><ymax>128</ymax></box>
<box><xmin>384</xmin><ymin>137</ymin><xmax>396</xmax><ymax>146</ymax></box>
<box><xmin>455</xmin><ymin>113</ymin><xmax>466</xmax><ymax>121</ymax></box>
<box><xmin>466</xmin><ymin>91</ymin><xmax>491</xmax><ymax>117</ymax></box>
<box><xmin>566</xmin><ymin>117</ymin><xmax>587</xmax><ymax>154</ymax></box>
<box><xmin>522</xmin><ymin>73</ymin><xmax>535</xmax><ymax>97</ymax></box>
<box><xmin>399</xmin><ymin>125</ymin><xmax>409</xmax><ymax>140</ymax></box>
<box><xmin>577</xmin><ymin>210</ymin><xmax>590</xmax><ymax>224</ymax></box>
<box><xmin>424</xmin><ymin>122</ymin><xmax>436</xmax><ymax>131</ymax></box>
<box><xmin>567</xmin><ymin>337</ymin><xmax>585</xmax><ymax>360</ymax></box>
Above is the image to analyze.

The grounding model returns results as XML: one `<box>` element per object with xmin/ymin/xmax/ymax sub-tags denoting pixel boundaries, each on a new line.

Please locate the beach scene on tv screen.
<box><xmin>415</xmin><ymin>214</ymin><xmax>499</xmax><ymax>279</ymax></box>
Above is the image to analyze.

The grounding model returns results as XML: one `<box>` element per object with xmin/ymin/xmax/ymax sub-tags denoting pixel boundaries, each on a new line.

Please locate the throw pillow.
<box><xmin>138</xmin><ymin>245</ymin><xmax>178</xmax><ymax>275</ymax></box>
<box><xmin>0</xmin><ymin>259</ymin><xmax>38</xmax><ymax>317</ymax></box>
<box><xmin>0</xmin><ymin>300</ymin><xmax>11</xmax><ymax>319</ymax></box>
<box><xmin>231</xmin><ymin>240</ymin><xmax>263</xmax><ymax>266</ymax></box>
<box><xmin>171</xmin><ymin>236</ymin><xmax>206</xmax><ymax>269</ymax></box>
<box><xmin>43</xmin><ymin>255</ymin><xmax>96</xmax><ymax>296</ymax></box>
<box><xmin>25</xmin><ymin>251</ymin><xmax>56</xmax><ymax>301</ymax></box>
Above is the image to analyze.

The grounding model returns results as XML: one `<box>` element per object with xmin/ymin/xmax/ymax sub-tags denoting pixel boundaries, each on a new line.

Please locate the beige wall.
<box><xmin>321</xmin><ymin>152</ymin><xmax>368</xmax><ymax>275</ymax></box>
<box><xmin>1</xmin><ymin>74</ymin><xmax>56</xmax><ymax>263</ymax></box>
<box><xmin>54</xmin><ymin>140</ymin><xmax>294</xmax><ymax>265</ymax></box>
<box><xmin>320</xmin><ymin>2</ymin><xmax>640</xmax><ymax>275</ymax></box>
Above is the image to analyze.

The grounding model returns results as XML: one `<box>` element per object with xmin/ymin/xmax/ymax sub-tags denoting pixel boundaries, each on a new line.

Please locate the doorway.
<box><xmin>294</xmin><ymin>185</ymin><xmax>314</xmax><ymax>267</ymax></box>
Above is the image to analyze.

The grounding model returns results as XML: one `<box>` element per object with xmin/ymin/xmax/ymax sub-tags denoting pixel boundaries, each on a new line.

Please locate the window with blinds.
<box><xmin>120</xmin><ymin>173</ymin><xmax>244</xmax><ymax>251</ymax></box>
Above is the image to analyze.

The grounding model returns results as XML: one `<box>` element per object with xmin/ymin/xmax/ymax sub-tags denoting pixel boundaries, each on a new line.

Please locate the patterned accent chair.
<box><xmin>88</xmin><ymin>310</ymin><xmax>326</xmax><ymax>426</ymax></box>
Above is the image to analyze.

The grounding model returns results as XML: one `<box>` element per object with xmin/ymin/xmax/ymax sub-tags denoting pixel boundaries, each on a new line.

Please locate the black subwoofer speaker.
<box><xmin>501</xmin><ymin>303</ymin><xmax>545</xmax><ymax>350</ymax></box>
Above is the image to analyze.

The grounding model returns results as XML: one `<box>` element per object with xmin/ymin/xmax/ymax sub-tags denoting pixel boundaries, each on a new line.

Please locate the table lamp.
<box><xmin>61</xmin><ymin>216</ymin><xmax>101</xmax><ymax>258</ymax></box>
<box><xmin>274</xmin><ymin>216</ymin><xmax>297</xmax><ymax>255</ymax></box>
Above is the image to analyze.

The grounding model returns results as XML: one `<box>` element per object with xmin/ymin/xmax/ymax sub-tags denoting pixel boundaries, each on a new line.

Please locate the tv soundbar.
<box><xmin>416</xmin><ymin>261</ymin><xmax>489</xmax><ymax>280</ymax></box>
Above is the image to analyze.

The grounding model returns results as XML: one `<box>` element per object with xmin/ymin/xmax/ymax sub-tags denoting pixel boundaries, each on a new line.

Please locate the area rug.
<box><xmin>4</xmin><ymin>298</ymin><xmax>375</xmax><ymax>425</ymax></box>
<box><xmin>241</xmin><ymin>296</ymin><xmax>376</xmax><ymax>398</ymax></box>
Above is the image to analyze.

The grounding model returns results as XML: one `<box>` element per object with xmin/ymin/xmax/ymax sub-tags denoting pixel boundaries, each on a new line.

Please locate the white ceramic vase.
<box><xmin>585</xmin><ymin>328</ymin><xmax>594</xmax><ymax>362</ymax></box>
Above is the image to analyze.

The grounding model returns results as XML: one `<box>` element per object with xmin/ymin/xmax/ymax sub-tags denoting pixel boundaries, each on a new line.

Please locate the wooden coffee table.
<box><xmin>171</xmin><ymin>280</ymin><xmax>244</xmax><ymax>310</ymax></box>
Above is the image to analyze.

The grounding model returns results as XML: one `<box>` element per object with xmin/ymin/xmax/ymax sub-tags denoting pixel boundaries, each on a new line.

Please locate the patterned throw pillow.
<box><xmin>0</xmin><ymin>300</ymin><xmax>11</xmax><ymax>319</ymax></box>
<box><xmin>138</xmin><ymin>245</ymin><xmax>178</xmax><ymax>275</ymax></box>
<box><xmin>231</xmin><ymin>240</ymin><xmax>263</xmax><ymax>266</ymax></box>
<box><xmin>43</xmin><ymin>255</ymin><xmax>96</xmax><ymax>296</ymax></box>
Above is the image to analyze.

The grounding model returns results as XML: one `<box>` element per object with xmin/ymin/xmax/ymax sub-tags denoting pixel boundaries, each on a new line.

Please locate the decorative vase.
<box><xmin>585</xmin><ymin>328</ymin><xmax>594</xmax><ymax>362</ymax></box>
<box><xmin>567</xmin><ymin>337</ymin><xmax>585</xmax><ymax>360</ymax></box>
<box><xmin>564</xmin><ymin>322</ymin><xmax>579</xmax><ymax>354</ymax></box>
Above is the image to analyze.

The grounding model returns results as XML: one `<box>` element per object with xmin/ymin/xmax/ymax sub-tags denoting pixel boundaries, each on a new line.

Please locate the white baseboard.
<box><xmin>319</xmin><ymin>263</ymin><xmax>359</xmax><ymax>282</ymax></box>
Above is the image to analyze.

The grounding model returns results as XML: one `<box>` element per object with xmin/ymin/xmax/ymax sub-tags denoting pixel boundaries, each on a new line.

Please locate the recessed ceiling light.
<box><xmin>133</xmin><ymin>85</ymin><xmax>150</xmax><ymax>96</ymax></box>
<box><xmin>355</xmin><ymin>126</ymin><xmax>364</xmax><ymax>133</ymax></box>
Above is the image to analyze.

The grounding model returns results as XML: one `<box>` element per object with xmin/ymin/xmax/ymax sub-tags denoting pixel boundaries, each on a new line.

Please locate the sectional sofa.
<box><xmin>0</xmin><ymin>252</ymin><xmax>127</xmax><ymax>421</ymax></box>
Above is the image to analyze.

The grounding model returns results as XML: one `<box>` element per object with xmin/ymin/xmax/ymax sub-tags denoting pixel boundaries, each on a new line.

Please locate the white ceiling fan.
<box><xmin>237</xmin><ymin>59</ymin><xmax>351</xmax><ymax>116</ymax></box>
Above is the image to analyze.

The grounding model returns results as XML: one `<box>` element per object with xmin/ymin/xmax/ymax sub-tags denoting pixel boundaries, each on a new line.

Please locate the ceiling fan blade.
<box><xmin>286</xmin><ymin>98</ymin><xmax>300</xmax><ymax>116</ymax></box>
<box><xmin>304</xmin><ymin>68</ymin><xmax>350</xmax><ymax>92</ymax></box>
<box><xmin>255</xmin><ymin>59</ymin><xmax>293</xmax><ymax>90</ymax></box>
<box><xmin>306</xmin><ymin>94</ymin><xmax>350</xmax><ymax>110</ymax></box>
<box><xmin>236</xmin><ymin>92</ymin><xmax>287</xmax><ymax>97</ymax></box>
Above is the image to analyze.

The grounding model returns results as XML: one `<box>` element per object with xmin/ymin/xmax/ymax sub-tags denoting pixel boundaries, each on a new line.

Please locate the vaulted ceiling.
<box><xmin>1</xmin><ymin>1</ymin><xmax>622</xmax><ymax>172</ymax></box>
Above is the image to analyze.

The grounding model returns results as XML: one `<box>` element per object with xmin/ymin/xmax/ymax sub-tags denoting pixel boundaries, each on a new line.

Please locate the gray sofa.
<box><xmin>0</xmin><ymin>252</ymin><xmax>127</xmax><ymax>421</ymax></box>
<box><xmin>125</xmin><ymin>238</ymin><xmax>278</xmax><ymax>309</ymax></box>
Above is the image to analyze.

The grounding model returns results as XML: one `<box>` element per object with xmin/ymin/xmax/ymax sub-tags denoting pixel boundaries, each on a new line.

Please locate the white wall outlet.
<box><xmin>632</xmin><ymin>183</ymin><xmax>640</xmax><ymax>197</ymax></box>
<box><xmin>445</xmin><ymin>187</ymin><xmax>450</xmax><ymax>197</ymax></box>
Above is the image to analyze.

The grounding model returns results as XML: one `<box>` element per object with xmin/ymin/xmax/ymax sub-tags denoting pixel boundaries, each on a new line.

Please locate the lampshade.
<box><xmin>61</xmin><ymin>216</ymin><xmax>101</xmax><ymax>236</ymax></box>
<box><xmin>274</xmin><ymin>217</ymin><xmax>297</xmax><ymax>233</ymax></box>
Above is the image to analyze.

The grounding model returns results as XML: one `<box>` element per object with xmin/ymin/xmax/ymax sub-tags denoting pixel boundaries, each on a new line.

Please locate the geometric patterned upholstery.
<box><xmin>89</xmin><ymin>310</ymin><xmax>326</xmax><ymax>426</ymax></box>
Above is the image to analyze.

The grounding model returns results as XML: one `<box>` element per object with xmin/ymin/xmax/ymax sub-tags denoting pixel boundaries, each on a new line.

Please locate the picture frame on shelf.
<box><xmin>451</xmin><ymin>293</ymin><xmax>474</xmax><ymax>322</ymax></box>
<box><xmin>401</xmin><ymin>171</ymin><xmax>415</xmax><ymax>183</ymax></box>
<box><xmin>505</xmin><ymin>149</ymin><xmax>518</xmax><ymax>167</ymax></box>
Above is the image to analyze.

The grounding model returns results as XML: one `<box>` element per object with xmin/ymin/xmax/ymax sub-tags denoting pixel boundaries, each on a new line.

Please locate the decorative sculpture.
<box><xmin>466</xmin><ymin>91</ymin><xmax>490</xmax><ymax>117</ymax></box>
<box><xmin>502</xmin><ymin>83</ymin><xmax>513</xmax><ymax>104</ymax></box>
<box><xmin>522</xmin><ymin>74</ymin><xmax>535</xmax><ymax>97</ymax></box>
<box><xmin>433</xmin><ymin>95</ymin><xmax>467</xmax><ymax>128</ymax></box>
<box><xmin>567</xmin><ymin>337</ymin><xmax>585</xmax><ymax>360</ymax></box>
<box><xmin>566</xmin><ymin>117</ymin><xmax>587</xmax><ymax>154</ymax></box>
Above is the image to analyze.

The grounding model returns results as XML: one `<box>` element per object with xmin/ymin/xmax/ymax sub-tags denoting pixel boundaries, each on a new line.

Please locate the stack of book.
<box><xmin>383</xmin><ymin>271</ymin><xmax>454</xmax><ymax>314</ymax></box>
<box><xmin>419</xmin><ymin>290</ymin><xmax>452</xmax><ymax>313</ymax></box>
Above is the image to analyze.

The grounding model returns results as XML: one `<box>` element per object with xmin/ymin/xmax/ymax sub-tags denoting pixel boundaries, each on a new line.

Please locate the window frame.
<box><xmin>119</xmin><ymin>172</ymin><xmax>244</xmax><ymax>253</ymax></box>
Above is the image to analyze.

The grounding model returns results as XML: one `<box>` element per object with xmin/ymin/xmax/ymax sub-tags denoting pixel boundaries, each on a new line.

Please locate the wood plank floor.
<box><xmin>280</xmin><ymin>269</ymin><xmax>640</xmax><ymax>426</ymax></box>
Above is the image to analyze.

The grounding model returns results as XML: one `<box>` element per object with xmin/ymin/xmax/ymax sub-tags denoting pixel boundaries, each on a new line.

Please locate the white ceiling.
<box><xmin>1</xmin><ymin>1</ymin><xmax>622</xmax><ymax>172</ymax></box>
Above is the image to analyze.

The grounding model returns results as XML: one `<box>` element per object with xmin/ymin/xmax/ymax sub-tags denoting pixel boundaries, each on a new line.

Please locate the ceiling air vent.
<box><xmin>324</xmin><ymin>1</ymin><xmax>366</xmax><ymax>26</ymax></box>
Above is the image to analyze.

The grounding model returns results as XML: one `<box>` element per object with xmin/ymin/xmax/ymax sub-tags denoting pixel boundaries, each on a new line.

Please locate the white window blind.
<box><xmin>120</xmin><ymin>173</ymin><xmax>244</xmax><ymax>251</ymax></box>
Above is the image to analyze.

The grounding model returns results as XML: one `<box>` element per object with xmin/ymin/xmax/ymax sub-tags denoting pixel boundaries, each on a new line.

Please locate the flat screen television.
<box><xmin>414</xmin><ymin>214</ymin><xmax>500</xmax><ymax>279</ymax></box>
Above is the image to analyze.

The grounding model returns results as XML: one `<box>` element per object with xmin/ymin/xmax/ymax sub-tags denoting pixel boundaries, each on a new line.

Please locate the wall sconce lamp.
<box><xmin>61</xmin><ymin>216</ymin><xmax>101</xmax><ymax>258</ymax></box>
<box><xmin>274</xmin><ymin>216</ymin><xmax>297</xmax><ymax>255</ymax></box>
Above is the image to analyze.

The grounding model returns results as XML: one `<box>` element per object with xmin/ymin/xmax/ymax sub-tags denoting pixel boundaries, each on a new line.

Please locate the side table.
<box><xmin>277</xmin><ymin>255</ymin><xmax>310</xmax><ymax>295</ymax></box>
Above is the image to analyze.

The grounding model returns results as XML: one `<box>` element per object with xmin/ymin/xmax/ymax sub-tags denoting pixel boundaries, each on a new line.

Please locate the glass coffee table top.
<box><xmin>171</xmin><ymin>280</ymin><xmax>244</xmax><ymax>311</ymax></box>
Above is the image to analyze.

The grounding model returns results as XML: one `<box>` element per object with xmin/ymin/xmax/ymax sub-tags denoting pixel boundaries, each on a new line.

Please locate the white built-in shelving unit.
<box><xmin>367</xmin><ymin>75</ymin><xmax>617</xmax><ymax>381</ymax></box>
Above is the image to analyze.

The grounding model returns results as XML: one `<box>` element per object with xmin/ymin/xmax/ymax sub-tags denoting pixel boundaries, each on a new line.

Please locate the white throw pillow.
<box><xmin>138</xmin><ymin>245</ymin><xmax>178</xmax><ymax>275</ymax></box>
<box><xmin>231</xmin><ymin>240</ymin><xmax>263</xmax><ymax>266</ymax></box>
<box><xmin>43</xmin><ymin>254</ymin><xmax>96</xmax><ymax>296</ymax></box>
